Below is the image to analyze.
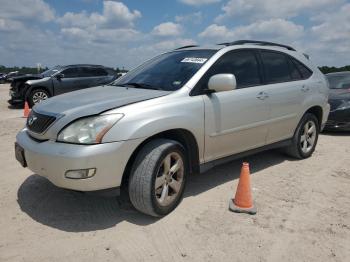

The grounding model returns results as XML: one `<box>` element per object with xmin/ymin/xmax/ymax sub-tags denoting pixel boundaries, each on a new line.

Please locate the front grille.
<box><xmin>26</xmin><ymin>110</ymin><xmax>56</xmax><ymax>134</ymax></box>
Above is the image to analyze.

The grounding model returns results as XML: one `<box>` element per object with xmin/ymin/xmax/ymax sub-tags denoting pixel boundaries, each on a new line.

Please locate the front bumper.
<box><xmin>16</xmin><ymin>129</ymin><xmax>143</xmax><ymax>191</ymax></box>
<box><xmin>8</xmin><ymin>89</ymin><xmax>24</xmax><ymax>104</ymax></box>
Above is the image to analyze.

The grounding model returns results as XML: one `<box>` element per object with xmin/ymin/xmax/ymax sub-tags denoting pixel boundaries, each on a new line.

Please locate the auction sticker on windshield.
<box><xmin>181</xmin><ymin>58</ymin><xmax>208</xmax><ymax>64</ymax></box>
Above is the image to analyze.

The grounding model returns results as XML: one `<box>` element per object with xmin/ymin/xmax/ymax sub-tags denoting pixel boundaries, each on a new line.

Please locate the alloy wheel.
<box><xmin>300</xmin><ymin>120</ymin><xmax>317</xmax><ymax>154</ymax></box>
<box><xmin>155</xmin><ymin>152</ymin><xmax>184</xmax><ymax>207</ymax></box>
<box><xmin>32</xmin><ymin>91</ymin><xmax>48</xmax><ymax>104</ymax></box>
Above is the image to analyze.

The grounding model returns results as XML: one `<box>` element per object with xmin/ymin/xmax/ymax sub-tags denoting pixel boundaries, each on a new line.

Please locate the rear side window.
<box><xmin>260</xmin><ymin>51</ymin><xmax>291</xmax><ymax>83</ymax></box>
<box><xmin>287</xmin><ymin>58</ymin><xmax>302</xmax><ymax>80</ymax></box>
<box><xmin>291</xmin><ymin>58</ymin><xmax>312</xmax><ymax>79</ymax></box>
<box><xmin>82</xmin><ymin>67</ymin><xmax>108</xmax><ymax>77</ymax></box>
<box><xmin>197</xmin><ymin>50</ymin><xmax>261</xmax><ymax>90</ymax></box>
<box><xmin>62</xmin><ymin>68</ymin><xmax>82</xmax><ymax>78</ymax></box>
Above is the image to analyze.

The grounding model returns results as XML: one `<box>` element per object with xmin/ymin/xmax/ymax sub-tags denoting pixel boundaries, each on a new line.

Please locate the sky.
<box><xmin>0</xmin><ymin>0</ymin><xmax>349</xmax><ymax>69</ymax></box>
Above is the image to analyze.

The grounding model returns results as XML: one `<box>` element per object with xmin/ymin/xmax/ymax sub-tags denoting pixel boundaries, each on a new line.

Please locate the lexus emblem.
<box><xmin>28</xmin><ymin>115</ymin><xmax>37</xmax><ymax>125</ymax></box>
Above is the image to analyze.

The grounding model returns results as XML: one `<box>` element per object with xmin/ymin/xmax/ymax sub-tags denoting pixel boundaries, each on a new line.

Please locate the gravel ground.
<box><xmin>0</xmin><ymin>83</ymin><xmax>349</xmax><ymax>262</ymax></box>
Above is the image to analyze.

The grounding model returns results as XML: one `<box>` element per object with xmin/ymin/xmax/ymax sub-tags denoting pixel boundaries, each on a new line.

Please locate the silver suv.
<box><xmin>15</xmin><ymin>40</ymin><xmax>330</xmax><ymax>217</ymax></box>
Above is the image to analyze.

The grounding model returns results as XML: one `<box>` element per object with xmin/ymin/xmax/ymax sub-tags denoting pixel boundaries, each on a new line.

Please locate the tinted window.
<box><xmin>287</xmin><ymin>58</ymin><xmax>302</xmax><ymax>80</ymax></box>
<box><xmin>326</xmin><ymin>74</ymin><xmax>350</xmax><ymax>89</ymax></box>
<box><xmin>196</xmin><ymin>50</ymin><xmax>261</xmax><ymax>92</ymax></box>
<box><xmin>62</xmin><ymin>68</ymin><xmax>82</xmax><ymax>78</ymax></box>
<box><xmin>261</xmin><ymin>51</ymin><xmax>291</xmax><ymax>83</ymax></box>
<box><xmin>82</xmin><ymin>67</ymin><xmax>108</xmax><ymax>77</ymax></box>
<box><xmin>113</xmin><ymin>50</ymin><xmax>216</xmax><ymax>91</ymax></box>
<box><xmin>291</xmin><ymin>58</ymin><xmax>312</xmax><ymax>79</ymax></box>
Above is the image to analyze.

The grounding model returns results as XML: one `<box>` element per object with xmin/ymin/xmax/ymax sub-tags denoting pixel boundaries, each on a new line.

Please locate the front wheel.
<box><xmin>128</xmin><ymin>139</ymin><xmax>188</xmax><ymax>217</ymax></box>
<box><xmin>28</xmin><ymin>89</ymin><xmax>50</xmax><ymax>107</ymax></box>
<box><xmin>284</xmin><ymin>113</ymin><xmax>319</xmax><ymax>159</ymax></box>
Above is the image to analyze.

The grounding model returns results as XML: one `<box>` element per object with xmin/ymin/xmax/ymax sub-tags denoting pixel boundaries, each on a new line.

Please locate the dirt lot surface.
<box><xmin>0</xmin><ymin>83</ymin><xmax>349</xmax><ymax>262</ymax></box>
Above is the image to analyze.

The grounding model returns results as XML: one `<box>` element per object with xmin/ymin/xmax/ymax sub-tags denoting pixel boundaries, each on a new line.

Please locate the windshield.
<box><xmin>41</xmin><ymin>66</ymin><xmax>61</xmax><ymax>77</ymax></box>
<box><xmin>326</xmin><ymin>74</ymin><xmax>350</xmax><ymax>89</ymax></box>
<box><xmin>112</xmin><ymin>50</ymin><xmax>216</xmax><ymax>91</ymax></box>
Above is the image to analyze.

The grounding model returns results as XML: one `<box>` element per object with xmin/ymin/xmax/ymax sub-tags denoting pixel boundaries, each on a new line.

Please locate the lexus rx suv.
<box><xmin>9</xmin><ymin>64</ymin><xmax>117</xmax><ymax>107</ymax></box>
<box><xmin>15</xmin><ymin>40</ymin><xmax>330</xmax><ymax>217</ymax></box>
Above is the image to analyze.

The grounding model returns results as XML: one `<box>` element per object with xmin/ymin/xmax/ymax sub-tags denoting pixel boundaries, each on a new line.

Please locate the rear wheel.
<box><xmin>28</xmin><ymin>89</ymin><xmax>50</xmax><ymax>107</ymax></box>
<box><xmin>284</xmin><ymin>113</ymin><xmax>319</xmax><ymax>159</ymax></box>
<box><xmin>128</xmin><ymin>139</ymin><xmax>187</xmax><ymax>217</ymax></box>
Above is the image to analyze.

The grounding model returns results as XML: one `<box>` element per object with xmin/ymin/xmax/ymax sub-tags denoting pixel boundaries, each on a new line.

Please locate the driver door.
<box><xmin>198</xmin><ymin>50</ymin><xmax>270</xmax><ymax>162</ymax></box>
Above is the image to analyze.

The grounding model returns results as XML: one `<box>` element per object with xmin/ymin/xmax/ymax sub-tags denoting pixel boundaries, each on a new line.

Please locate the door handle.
<box><xmin>256</xmin><ymin>91</ymin><xmax>269</xmax><ymax>100</ymax></box>
<box><xmin>301</xmin><ymin>85</ymin><xmax>310</xmax><ymax>92</ymax></box>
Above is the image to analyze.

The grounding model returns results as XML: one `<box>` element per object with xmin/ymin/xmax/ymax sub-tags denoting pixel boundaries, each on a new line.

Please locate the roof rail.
<box><xmin>218</xmin><ymin>40</ymin><xmax>296</xmax><ymax>51</ymax></box>
<box><xmin>174</xmin><ymin>45</ymin><xmax>199</xmax><ymax>50</ymax></box>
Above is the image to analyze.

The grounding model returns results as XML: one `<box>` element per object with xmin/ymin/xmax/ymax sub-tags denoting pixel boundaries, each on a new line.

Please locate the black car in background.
<box><xmin>325</xmin><ymin>71</ymin><xmax>350</xmax><ymax>131</ymax></box>
<box><xmin>0</xmin><ymin>71</ymin><xmax>20</xmax><ymax>83</ymax></box>
<box><xmin>0</xmin><ymin>72</ymin><xmax>6</xmax><ymax>83</ymax></box>
<box><xmin>9</xmin><ymin>64</ymin><xmax>117</xmax><ymax>107</ymax></box>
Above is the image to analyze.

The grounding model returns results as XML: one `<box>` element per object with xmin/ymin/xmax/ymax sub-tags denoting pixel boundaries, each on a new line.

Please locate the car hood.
<box><xmin>12</xmin><ymin>74</ymin><xmax>42</xmax><ymax>82</ymax></box>
<box><xmin>34</xmin><ymin>85</ymin><xmax>171</xmax><ymax>116</ymax></box>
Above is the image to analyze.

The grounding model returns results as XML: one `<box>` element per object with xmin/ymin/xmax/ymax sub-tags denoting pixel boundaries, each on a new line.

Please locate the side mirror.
<box><xmin>207</xmin><ymin>74</ymin><xmax>236</xmax><ymax>93</ymax></box>
<box><xmin>56</xmin><ymin>73</ymin><xmax>64</xmax><ymax>80</ymax></box>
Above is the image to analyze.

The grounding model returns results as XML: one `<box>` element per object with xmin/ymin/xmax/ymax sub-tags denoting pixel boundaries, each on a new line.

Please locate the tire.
<box><xmin>284</xmin><ymin>113</ymin><xmax>319</xmax><ymax>159</ymax></box>
<box><xmin>28</xmin><ymin>88</ymin><xmax>50</xmax><ymax>107</ymax></box>
<box><xmin>128</xmin><ymin>139</ymin><xmax>188</xmax><ymax>217</ymax></box>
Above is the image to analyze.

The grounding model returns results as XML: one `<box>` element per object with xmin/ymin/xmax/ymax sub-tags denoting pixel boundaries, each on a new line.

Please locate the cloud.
<box><xmin>199</xmin><ymin>19</ymin><xmax>304</xmax><ymax>43</ymax></box>
<box><xmin>216</xmin><ymin>0</ymin><xmax>343</xmax><ymax>22</ymax></box>
<box><xmin>61</xmin><ymin>27</ymin><xmax>141</xmax><ymax>44</ymax></box>
<box><xmin>57</xmin><ymin>1</ymin><xmax>141</xmax><ymax>29</ymax></box>
<box><xmin>0</xmin><ymin>18</ymin><xmax>23</xmax><ymax>31</ymax></box>
<box><xmin>0</xmin><ymin>0</ymin><xmax>55</xmax><ymax>22</ymax></box>
<box><xmin>152</xmin><ymin>22</ymin><xmax>183</xmax><ymax>37</ymax></box>
<box><xmin>310</xmin><ymin>3</ymin><xmax>350</xmax><ymax>45</ymax></box>
<box><xmin>175</xmin><ymin>12</ymin><xmax>203</xmax><ymax>25</ymax></box>
<box><xmin>179</xmin><ymin>0</ymin><xmax>220</xmax><ymax>6</ymax></box>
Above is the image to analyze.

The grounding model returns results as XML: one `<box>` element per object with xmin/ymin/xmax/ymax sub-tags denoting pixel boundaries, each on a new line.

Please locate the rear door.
<box><xmin>82</xmin><ymin>67</ymin><xmax>111</xmax><ymax>87</ymax></box>
<box><xmin>259</xmin><ymin>50</ymin><xmax>307</xmax><ymax>143</ymax></box>
<box><xmin>200</xmin><ymin>49</ymin><xmax>270</xmax><ymax>162</ymax></box>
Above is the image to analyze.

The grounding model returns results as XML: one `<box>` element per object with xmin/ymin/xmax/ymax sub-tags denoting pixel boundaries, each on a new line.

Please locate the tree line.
<box><xmin>0</xmin><ymin>65</ymin><xmax>128</xmax><ymax>75</ymax></box>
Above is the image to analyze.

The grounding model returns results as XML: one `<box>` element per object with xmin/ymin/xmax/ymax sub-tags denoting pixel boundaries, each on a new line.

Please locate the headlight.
<box><xmin>337</xmin><ymin>100</ymin><xmax>350</xmax><ymax>110</ymax></box>
<box><xmin>57</xmin><ymin>114</ymin><xmax>124</xmax><ymax>144</ymax></box>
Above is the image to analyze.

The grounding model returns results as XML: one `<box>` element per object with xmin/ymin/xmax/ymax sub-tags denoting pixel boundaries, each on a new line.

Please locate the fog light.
<box><xmin>65</xmin><ymin>168</ymin><xmax>96</xmax><ymax>179</ymax></box>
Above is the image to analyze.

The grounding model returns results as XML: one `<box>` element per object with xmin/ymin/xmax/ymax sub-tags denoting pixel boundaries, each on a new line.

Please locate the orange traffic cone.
<box><xmin>229</xmin><ymin>162</ymin><xmax>256</xmax><ymax>215</ymax></box>
<box><xmin>23</xmin><ymin>101</ymin><xmax>30</xmax><ymax>118</ymax></box>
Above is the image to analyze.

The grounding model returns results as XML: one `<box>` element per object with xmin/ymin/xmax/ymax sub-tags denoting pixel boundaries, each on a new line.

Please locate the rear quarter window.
<box><xmin>291</xmin><ymin>58</ymin><xmax>313</xmax><ymax>79</ymax></box>
<box><xmin>260</xmin><ymin>50</ymin><xmax>292</xmax><ymax>84</ymax></box>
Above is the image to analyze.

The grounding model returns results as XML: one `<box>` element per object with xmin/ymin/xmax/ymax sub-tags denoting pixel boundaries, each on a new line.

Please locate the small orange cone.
<box><xmin>23</xmin><ymin>101</ymin><xmax>30</xmax><ymax>118</ymax></box>
<box><xmin>229</xmin><ymin>162</ymin><xmax>256</xmax><ymax>215</ymax></box>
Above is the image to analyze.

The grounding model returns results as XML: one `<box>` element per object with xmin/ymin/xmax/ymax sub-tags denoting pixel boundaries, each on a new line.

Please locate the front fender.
<box><xmin>102</xmin><ymin>94</ymin><xmax>205</xmax><ymax>160</ymax></box>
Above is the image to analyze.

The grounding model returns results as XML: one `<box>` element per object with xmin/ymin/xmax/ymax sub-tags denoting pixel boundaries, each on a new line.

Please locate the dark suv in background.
<box><xmin>325</xmin><ymin>71</ymin><xmax>350</xmax><ymax>131</ymax></box>
<box><xmin>9</xmin><ymin>64</ymin><xmax>117</xmax><ymax>106</ymax></box>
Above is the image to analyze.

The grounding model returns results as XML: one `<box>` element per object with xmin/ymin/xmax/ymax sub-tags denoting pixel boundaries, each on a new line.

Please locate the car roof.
<box><xmin>62</xmin><ymin>64</ymin><xmax>107</xmax><ymax>68</ymax></box>
<box><xmin>174</xmin><ymin>40</ymin><xmax>296</xmax><ymax>52</ymax></box>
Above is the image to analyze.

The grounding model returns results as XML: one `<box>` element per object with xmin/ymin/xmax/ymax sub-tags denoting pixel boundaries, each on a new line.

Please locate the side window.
<box><xmin>196</xmin><ymin>50</ymin><xmax>261</xmax><ymax>91</ymax></box>
<box><xmin>62</xmin><ymin>68</ymin><xmax>82</xmax><ymax>78</ymax></box>
<box><xmin>291</xmin><ymin>58</ymin><xmax>313</xmax><ymax>79</ymax></box>
<box><xmin>287</xmin><ymin>57</ymin><xmax>302</xmax><ymax>81</ymax></box>
<box><xmin>82</xmin><ymin>67</ymin><xmax>108</xmax><ymax>77</ymax></box>
<box><xmin>260</xmin><ymin>51</ymin><xmax>291</xmax><ymax>84</ymax></box>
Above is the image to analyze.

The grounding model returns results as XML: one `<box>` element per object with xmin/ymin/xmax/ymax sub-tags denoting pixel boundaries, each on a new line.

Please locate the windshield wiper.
<box><xmin>117</xmin><ymin>82</ymin><xmax>161</xmax><ymax>90</ymax></box>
